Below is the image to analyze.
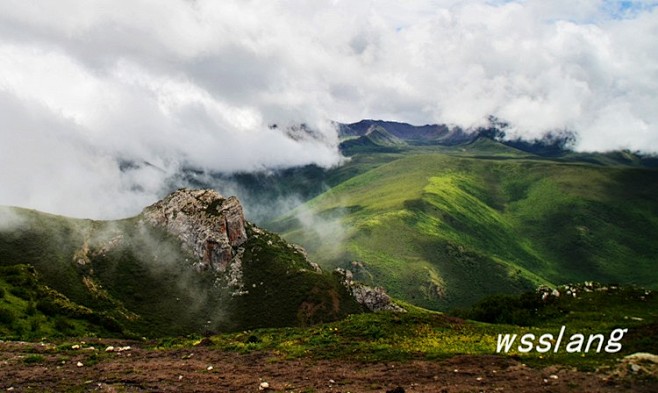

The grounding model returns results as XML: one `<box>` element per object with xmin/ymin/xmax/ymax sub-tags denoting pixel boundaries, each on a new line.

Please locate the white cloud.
<box><xmin>0</xmin><ymin>0</ymin><xmax>656</xmax><ymax>218</ymax></box>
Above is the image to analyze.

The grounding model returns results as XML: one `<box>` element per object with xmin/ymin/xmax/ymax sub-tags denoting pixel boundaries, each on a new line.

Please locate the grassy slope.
<box><xmin>0</xmin><ymin>208</ymin><xmax>214</xmax><ymax>337</ymax></box>
<box><xmin>0</xmin><ymin>206</ymin><xmax>363</xmax><ymax>339</ymax></box>
<box><xmin>158</xmin><ymin>284</ymin><xmax>658</xmax><ymax>371</ymax></box>
<box><xmin>0</xmin><ymin>264</ymin><xmax>119</xmax><ymax>340</ymax></box>
<box><xmin>276</xmin><ymin>145</ymin><xmax>658</xmax><ymax>310</ymax></box>
<box><xmin>227</xmin><ymin>224</ymin><xmax>363</xmax><ymax>331</ymax></box>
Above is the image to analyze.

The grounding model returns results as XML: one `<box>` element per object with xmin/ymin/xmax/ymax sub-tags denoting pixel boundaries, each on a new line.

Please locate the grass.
<box><xmin>2</xmin><ymin>281</ymin><xmax>653</xmax><ymax>374</ymax></box>
<box><xmin>224</xmin><ymin>224</ymin><xmax>364</xmax><ymax>330</ymax></box>
<box><xmin>0</xmin><ymin>205</ymin><xmax>366</xmax><ymax>338</ymax></box>
<box><xmin>149</xmin><ymin>283</ymin><xmax>658</xmax><ymax>371</ymax></box>
<box><xmin>277</xmin><ymin>148</ymin><xmax>658</xmax><ymax>311</ymax></box>
<box><xmin>23</xmin><ymin>354</ymin><xmax>45</xmax><ymax>364</ymax></box>
<box><xmin>0</xmin><ymin>265</ymin><xmax>115</xmax><ymax>340</ymax></box>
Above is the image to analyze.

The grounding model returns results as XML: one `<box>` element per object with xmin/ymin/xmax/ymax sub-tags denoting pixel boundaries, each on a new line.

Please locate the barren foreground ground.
<box><xmin>1</xmin><ymin>339</ymin><xmax>656</xmax><ymax>392</ymax></box>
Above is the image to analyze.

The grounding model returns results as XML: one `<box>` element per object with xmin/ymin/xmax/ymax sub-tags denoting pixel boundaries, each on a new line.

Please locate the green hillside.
<box><xmin>0</xmin><ymin>204</ymin><xmax>363</xmax><ymax>339</ymax></box>
<box><xmin>274</xmin><ymin>145</ymin><xmax>658</xmax><ymax>310</ymax></box>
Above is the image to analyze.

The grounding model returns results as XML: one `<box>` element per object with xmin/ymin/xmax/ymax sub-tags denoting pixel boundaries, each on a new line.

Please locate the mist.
<box><xmin>0</xmin><ymin>207</ymin><xmax>27</xmax><ymax>232</ymax></box>
<box><xmin>1</xmin><ymin>0</ymin><xmax>657</xmax><ymax>219</ymax></box>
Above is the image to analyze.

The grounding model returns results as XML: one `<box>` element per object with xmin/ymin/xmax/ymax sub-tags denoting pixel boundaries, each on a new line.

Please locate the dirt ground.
<box><xmin>1</xmin><ymin>339</ymin><xmax>656</xmax><ymax>392</ymax></box>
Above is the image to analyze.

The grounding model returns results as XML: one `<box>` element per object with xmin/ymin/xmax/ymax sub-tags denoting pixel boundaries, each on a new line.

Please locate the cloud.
<box><xmin>0</xmin><ymin>0</ymin><xmax>657</xmax><ymax>218</ymax></box>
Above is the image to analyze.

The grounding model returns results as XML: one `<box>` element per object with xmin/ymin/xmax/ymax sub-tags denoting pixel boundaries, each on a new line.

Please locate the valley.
<box><xmin>265</xmin><ymin>123</ymin><xmax>658</xmax><ymax>311</ymax></box>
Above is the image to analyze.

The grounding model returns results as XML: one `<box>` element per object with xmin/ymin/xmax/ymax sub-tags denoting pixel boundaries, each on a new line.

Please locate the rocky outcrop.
<box><xmin>141</xmin><ymin>188</ymin><xmax>248</xmax><ymax>272</ymax></box>
<box><xmin>608</xmin><ymin>352</ymin><xmax>658</xmax><ymax>379</ymax></box>
<box><xmin>336</xmin><ymin>268</ymin><xmax>405</xmax><ymax>313</ymax></box>
<box><xmin>141</xmin><ymin>188</ymin><xmax>402</xmax><ymax>313</ymax></box>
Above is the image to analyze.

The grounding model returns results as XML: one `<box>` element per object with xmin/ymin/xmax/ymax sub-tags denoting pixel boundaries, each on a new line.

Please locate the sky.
<box><xmin>0</xmin><ymin>0</ymin><xmax>657</xmax><ymax>218</ymax></box>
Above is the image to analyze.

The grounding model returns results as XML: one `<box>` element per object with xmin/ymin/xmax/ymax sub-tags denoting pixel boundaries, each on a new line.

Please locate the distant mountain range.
<box><xmin>339</xmin><ymin>119</ymin><xmax>583</xmax><ymax>158</ymax></box>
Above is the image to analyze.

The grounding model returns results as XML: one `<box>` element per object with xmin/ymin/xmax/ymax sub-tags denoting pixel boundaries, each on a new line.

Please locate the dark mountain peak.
<box><xmin>338</xmin><ymin>120</ymin><xmax>474</xmax><ymax>147</ymax></box>
<box><xmin>338</xmin><ymin>117</ymin><xmax>576</xmax><ymax>157</ymax></box>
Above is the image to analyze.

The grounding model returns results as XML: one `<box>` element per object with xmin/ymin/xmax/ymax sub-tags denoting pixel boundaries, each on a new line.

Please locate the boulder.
<box><xmin>336</xmin><ymin>268</ymin><xmax>405</xmax><ymax>313</ymax></box>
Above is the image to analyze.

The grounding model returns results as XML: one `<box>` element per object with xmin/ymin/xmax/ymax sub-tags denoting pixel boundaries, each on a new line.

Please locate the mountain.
<box><xmin>338</xmin><ymin>120</ymin><xmax>474</xmax><ymax>154</ymax></box>
<box><xmin>0</xmin><ymin>189</ymin><xmax>401</xmax><ymax>339</ymax></box>
<box><xmin>271</xmin><ymin>135</ymin><xmax>658</xmax><ymax>311</ymax></box>
<box><xmin>167</xmin><ymin>120</ymin><xmax>656</xmax><ymax>224</ymax></box>
<box><xmin>337</xmin><ymin>119</ymin><xmax>577</xmax><ymax>157</ymax></box>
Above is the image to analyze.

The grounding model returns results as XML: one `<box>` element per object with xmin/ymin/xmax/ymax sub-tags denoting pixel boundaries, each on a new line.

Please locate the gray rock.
<box><xmin>141</xmin><ymin>188</ymin><xmax>248</xmax><ymax>272</ymax></box>
<box><xmin>336</xmin><ymin>268</ymin><xmax>405</xmax><ymax>313</ymax></box>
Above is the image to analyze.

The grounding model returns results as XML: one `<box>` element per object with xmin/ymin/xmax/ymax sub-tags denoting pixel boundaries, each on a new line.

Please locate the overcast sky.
<box><xmin>1</xmin><ymin>0</ymin><xmax>657</xmax><ymax>218</ymax></box>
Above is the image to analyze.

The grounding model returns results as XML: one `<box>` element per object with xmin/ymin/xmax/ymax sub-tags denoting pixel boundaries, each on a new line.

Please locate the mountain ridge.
<box><xmin>337</xmin><ymin>119</ymin><xmax>578</xmax><ymax>157</ymax></box>
<box><xmin>273</xmin><ymin>146</ymin><xmax>658</xmax><ymax>311</ymax></box>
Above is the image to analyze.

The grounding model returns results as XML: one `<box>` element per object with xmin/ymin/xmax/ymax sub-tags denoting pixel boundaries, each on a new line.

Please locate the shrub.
<box><xmin>25</xmin><ymin>301</ymin><xmax>37</xmax><ymax>316</ymax></box>
<box><xmin>54</xmin><ymin>317</ymin><xmax>75</xmax><ymax>333</ymax></box>
<box><xmin>30</xmin><ymin>318</ymin><xmax>40</xmax><ymax>332</ymax></box>
<box><xmin>23</xmin><ymin>355</ymin><xmax>45</xmax><ymax>364</ymax></box>
<box><xmin>36</xmin><ymin>299</ymin><xmax>59</xmax><ymax>316</ymax></box>
<box><xmin>0</xmin><ymin>307</ymin><xmax>16</xmax><ymax>325</ymax></box>
<box><xmin>10</xmin><ymin>286</ymin><xmax>31</xmax><ymax>300</ymax></box>
<box><xmin>452</xmin><ymin>290</ymin><xmax>565</xmax><ymax>326</ymax></box>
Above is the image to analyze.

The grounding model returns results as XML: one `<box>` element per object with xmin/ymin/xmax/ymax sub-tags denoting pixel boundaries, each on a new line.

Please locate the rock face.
<box><xmin>336</xmin><ymin>268</ymin><xmax>405</xmax><ymax>313</ymax></box>
<box><xmin>141</xmin><ymin>188</ymin><xmax>248</xmax><ymax>272</ymax></box>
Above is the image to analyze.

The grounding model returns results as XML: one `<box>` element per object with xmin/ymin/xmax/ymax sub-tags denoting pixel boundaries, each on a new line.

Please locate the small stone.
<box><xmin>259</xmin><ymin>382</ymin><xmax>270</xmax><ymax>391</ymax></box>
<box><xmin>77</xmin><ymin>362</ymin><xmax>84</xmax><ymax>367</ymax></box>
<box><xmin>207</xmin><ymin>366</ymin><xmax>213</xmax><ymax>371</ymax></box>
<box><xmin>71</xmin><ymin>345</ymin><xmax>80</xmax><ymax>350</ymax></box>
<box><xmin>105</xmin><ymin>346</ymin><xmax>115</xmax><ymax>352</ymax></box>
<box><xmin>549</xmin><ymin>374</ymin><xmax>558</xmax><ymax>380</ymax></box>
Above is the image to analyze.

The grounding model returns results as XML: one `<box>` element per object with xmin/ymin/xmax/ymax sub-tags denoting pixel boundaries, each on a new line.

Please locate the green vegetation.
<box><xmin>274</xmin><ymin>142</ymin><xmax>658</xmax><ymax>311</ymax></box>
<box><xmin>455</xmin><ymin>283</ymin><xmax>656</xmax><ymax>331</ymax></box>
<box><xmin>230</xmin><ymin>225</ymin><xmax>363</xmax><ymax>330</ymax></box>
<box><xmin>0</xmin><ymin>206</ymin><xmax>363</xmax><ymax>339</ymax></box>
<box><xmin>23</xmin><ymin>354</ymin><xmax>45</xmax><ymax>364</ymax></box>
<box><xmin>0</xmin><ymin>265</ymin><xmax>117</xmax><ymax>340</ymax></box>
<box><xmin>1</xmin><ymin>133</ymin><xmax>656</xmax><ymax>379</ymax></box>
<box><xmin>149</xmin><ymin>284</ymin><xmax>658</xmax><ymax>371</ymax></box>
